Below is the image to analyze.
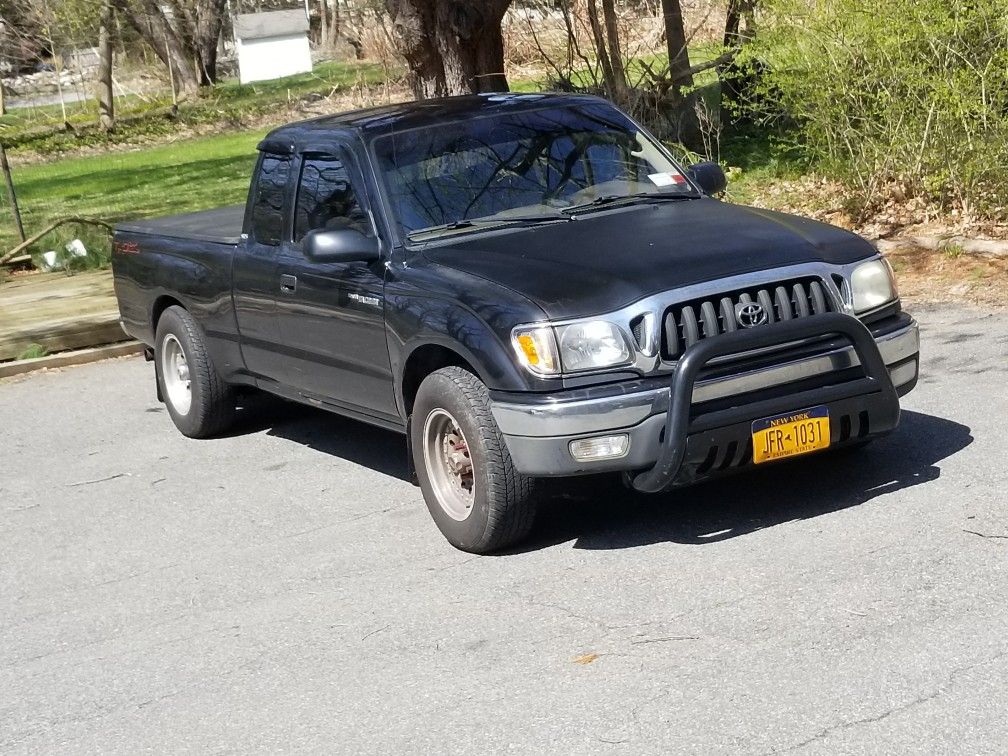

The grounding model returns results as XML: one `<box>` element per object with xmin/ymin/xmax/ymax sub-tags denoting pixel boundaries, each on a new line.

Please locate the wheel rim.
<box><xmin>161</xmin><ymin>334</ymin><xmax>192</xmax><ymax>416</ymax></box>
<box><xmin>422</xmin><ymin>408</ymin><xmax>476</xmax><ymax>521</ymax></box>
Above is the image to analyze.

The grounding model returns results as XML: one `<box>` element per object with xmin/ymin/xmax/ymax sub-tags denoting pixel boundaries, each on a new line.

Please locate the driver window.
<box><xmin>584</xmin><ymin>140</ymin><xmax>638</xmax><ymax>185</ymax></box>
<box><xmin>293</xmin><ymin>154</ymin><xmax>373</xmax><ymax>243</ymax></box>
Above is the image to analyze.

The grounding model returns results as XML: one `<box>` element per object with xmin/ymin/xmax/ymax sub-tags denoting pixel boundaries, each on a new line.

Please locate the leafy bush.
<box><xmin>745</xmin><ymin>0</ymin><xmax>1008</xmax><ymax>220</ymax></box>
<box><xmin>17</xmin><ymin>344</ymin><xmax>48</xmax><ymax>361</ymax></box>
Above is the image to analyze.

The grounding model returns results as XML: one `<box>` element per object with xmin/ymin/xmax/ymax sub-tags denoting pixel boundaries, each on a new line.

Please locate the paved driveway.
<box><xmin>1</xmin><ymin>304</ymin><xmax>1005</xmax><ymax>753</ymax></box>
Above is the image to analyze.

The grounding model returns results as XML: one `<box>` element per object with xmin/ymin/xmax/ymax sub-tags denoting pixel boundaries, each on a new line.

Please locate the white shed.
<box><xmin>234</xmin><ymin>10</ymin><xmax>312</xmax><ymax>85</ymax></box>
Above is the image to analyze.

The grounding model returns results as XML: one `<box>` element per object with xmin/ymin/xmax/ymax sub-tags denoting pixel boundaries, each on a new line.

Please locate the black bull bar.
<box><xmin>628</xmin><ymin>312</ymin><xmax>901</xmax><ymax>493</ymax></box>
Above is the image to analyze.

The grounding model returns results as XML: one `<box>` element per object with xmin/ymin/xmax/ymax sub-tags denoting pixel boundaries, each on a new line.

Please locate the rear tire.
<box><xmin>154</xmin><ymin>306</ymin><xmax>234</xmax><ymax>438</ymax></box>
<box><xmin>411</xmin><ymin>367</ymin><xmax>536</xmax><ymax>554</ymax></box>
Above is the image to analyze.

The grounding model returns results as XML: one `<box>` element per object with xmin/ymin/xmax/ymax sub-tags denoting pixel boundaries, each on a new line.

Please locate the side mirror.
<box><xmin>303</xmin><ymin>228</ymin><xmax>381</xmax><ymax>264</ymax></box>
<box><xmin>688</xmin><ymin>161</ymin><xmax>728</xmax><ymax>195</ymax></box>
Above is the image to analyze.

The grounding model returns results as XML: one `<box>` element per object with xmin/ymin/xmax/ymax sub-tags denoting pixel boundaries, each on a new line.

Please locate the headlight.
<box><xmin>557</xmin><ymin>321</ymin><xmax>632</xmax><ymax>372</ymax></box>
<box><xmin>850</xmin><ymin>259</ymin><xmax>898</xmax><ymax>314</ymax></box>
<box><xmin>512</xmin><ymin>320</ymin><xmax>633</xmax><ymax>376</ymax></box>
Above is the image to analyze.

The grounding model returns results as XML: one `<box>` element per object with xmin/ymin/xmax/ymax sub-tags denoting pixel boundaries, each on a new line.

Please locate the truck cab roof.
<box><xmin>258</xmin><ymin>92</ymin><xmax>607</xmax><ymax>153</ymax></box>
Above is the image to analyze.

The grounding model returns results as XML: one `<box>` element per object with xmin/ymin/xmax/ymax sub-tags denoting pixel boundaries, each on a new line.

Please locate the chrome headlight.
<box><xmin>850</xmin><ymin>259</ymin><xmax>898</xmax><ymax>314</ymax></box>
<box><xmin>512</xmin><ymin>320</ymin><xmax>633</xmax><ymax>376</ymax></box>
<box><xmin>557</xmin><ymin>321</ymin><xmax>632</xmax><ymax>372</ymax></box>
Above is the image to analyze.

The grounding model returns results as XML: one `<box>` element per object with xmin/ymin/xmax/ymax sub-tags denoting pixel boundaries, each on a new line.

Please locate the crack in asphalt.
<box><xmin>770</xmin><ymin>647</ymin><xmax>1008</xmax><ymax>753</ymax></box>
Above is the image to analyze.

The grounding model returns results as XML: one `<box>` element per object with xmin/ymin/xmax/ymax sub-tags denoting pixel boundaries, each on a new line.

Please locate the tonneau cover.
<box><xmin>116</xmin><ymin>205</ymin><xmax>245</xmax><ymax>245</ymax></box>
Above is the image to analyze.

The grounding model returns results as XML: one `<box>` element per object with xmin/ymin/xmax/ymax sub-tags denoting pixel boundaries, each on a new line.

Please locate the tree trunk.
<box><xmin>386</xmin><ymin>0</ymin><xmax>511</xmax><ymax>98</ymax></box>
<box><xmin>0</xmin><ymin>81</ymin><xmax>6</xmax><ymax>116</ymax></box>
<box><xmin>193</xmin><ymin>0</ymin><xmax>227</xmax><ymax>85</ymax></box>
<box><xmin>97</xmin><ymin>0</ymin><xmax>116</xmax><ymax>131</ymax></box>
<box><xmin>720</xmin><ymin>0</ymin><xmax>758</xmax><ymax>119</ymax></box>
<box><xmin>723</xmin><ymin>0</ymin><xmax>757</xmax><ymax>47</ymax></box>
<box><xmin>322</xmin><ymin>0</ymin><xmax>340</xmax><ymax>50</ymax></box>
<box><xmin>318</xmin><ymin>0</ymin><xmax>330</xmax><ymax>49</ymax></box>
<box><xmin>600</xmin><ymin>0</ymin><xmax>627</xmax><ymax>95</ymax></box>
<box><xmin>0</xmin><ymin>145</ymin><xmax>27</xmax><ymax>245</ymax></box>
<box><xmin>110</xmin><ymin>0</ymin><xmax>201</xmax><ymax>94</ymax></box>
<box><xmin>660</xmin><ymin>0</ymin><xmax>693</xmax><ymax>88</ymax></box>
<box><xmin>724</xmin><ymin>0</ymin><xmax>742</xmax><ymax>48</ymax></box>
<box><xmin>585</xmin><ymin>0</ymin><xmax>616</xmax><ymax>95</ymax></box>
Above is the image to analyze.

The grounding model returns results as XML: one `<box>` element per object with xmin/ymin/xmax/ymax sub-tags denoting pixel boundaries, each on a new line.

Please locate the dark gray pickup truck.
<box><xmin>113</xmin><ymin>93</ymin><xmax>919</xmax><ymax>553</ymax></box>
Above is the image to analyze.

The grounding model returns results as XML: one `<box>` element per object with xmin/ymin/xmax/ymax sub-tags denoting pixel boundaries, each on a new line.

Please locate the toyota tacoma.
<box><xmin>112</xmin><ymin>93</ymin><xmax>920</xmax><ymax>553</ymax></box>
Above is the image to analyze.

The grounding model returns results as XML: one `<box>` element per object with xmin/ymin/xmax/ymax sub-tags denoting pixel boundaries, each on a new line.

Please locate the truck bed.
<box><xmin>116</xmin><ymin>205</ymin><xmax>245</xmax><ymax>245</ymax></box>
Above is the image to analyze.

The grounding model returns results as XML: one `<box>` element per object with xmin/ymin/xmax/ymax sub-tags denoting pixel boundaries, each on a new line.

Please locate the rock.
<box><xmin>949</xmin><ymin>283</ymin><xmax>972</xmax><ymax>296</ymax></box>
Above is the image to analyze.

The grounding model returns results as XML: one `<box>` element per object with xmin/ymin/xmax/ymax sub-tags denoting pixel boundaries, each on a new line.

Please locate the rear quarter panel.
<box><xmin>112</xmin><ymin>231</ymin><xmax>246</xmax><ymax>379</ymax></box>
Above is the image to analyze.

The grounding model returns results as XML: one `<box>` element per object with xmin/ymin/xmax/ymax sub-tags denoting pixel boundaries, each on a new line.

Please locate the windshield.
<box><xmin>372</xmin><ymin>101</ymin><xmax>696</xmax><ymax>240</ymax></box>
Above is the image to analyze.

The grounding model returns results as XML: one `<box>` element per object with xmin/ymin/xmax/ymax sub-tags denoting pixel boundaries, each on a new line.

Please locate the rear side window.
<box><xmin>250</xmin><ymin>154</ymin><xmax>291</xmax><ymax>246</ymax></box>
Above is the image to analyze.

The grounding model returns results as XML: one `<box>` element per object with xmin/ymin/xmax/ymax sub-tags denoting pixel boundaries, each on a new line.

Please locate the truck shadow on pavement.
<box><xmin>230</xmin><ymin>394</ymin><xmax>413</xmax><ymax>481</ymax></box>
<box><xmin>522</xmin><ymin>410</ymin><xmax>973</xmax><ymax>552</ymax></box>
<box><xmin>234</xmin><ymin>401</ymin><xmax>971</xmax><ymax>552</ymax></box>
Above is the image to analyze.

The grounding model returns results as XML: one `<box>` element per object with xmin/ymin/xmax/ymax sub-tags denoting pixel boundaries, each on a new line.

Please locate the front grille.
<box><xmin>660</xmin><ymin>277</ymin><xmax>835</xmax><ymax>360</ymax></box>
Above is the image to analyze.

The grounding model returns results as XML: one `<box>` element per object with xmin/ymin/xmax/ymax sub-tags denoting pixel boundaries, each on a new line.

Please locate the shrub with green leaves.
<box><xmin>746</xmin><ymin>0</ymin><xmax>1008</xmax><ymax>220</ymax></box>
<box><xmin>17</xmin><ymin>344</ymin><xmax>48</xmax><ymax>361</ymax></box>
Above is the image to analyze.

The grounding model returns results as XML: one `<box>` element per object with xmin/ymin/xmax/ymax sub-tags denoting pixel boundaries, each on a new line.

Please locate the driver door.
<box><xmin>272</xmin><ymin>148</ymin><xmax>396</xmax><ymax>419</ymax></box>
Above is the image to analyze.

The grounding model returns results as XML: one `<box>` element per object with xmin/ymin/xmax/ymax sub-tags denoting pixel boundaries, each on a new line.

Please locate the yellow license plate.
<box><xmin>752</xmin><ymin>406</ymin><xmax>831</xmax><ymax>464</ymax></box>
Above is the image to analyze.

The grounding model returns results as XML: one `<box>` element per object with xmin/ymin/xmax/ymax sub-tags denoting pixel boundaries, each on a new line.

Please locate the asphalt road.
<box><xmin>2</xmin><ymin>304</ymin><xmax>1006</xmax><ymax>754</ymax></box>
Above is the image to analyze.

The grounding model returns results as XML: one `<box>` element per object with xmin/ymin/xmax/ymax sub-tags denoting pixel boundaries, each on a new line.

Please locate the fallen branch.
<box><xmin>1</xmin><ymin>217</ymin><xmax>114</xmax><ymax>265</ymax></box>
<box><xmin>1</xmin><ymin>254</ymin><xmax>31</xmax><ymax>268</ymax></box>
<box><xmin>681</xmin><ymin>50</ymin><xmax>738</xmax><ymax>81</ymax></box>
<box><xmin>647</xmin><ymin>50</ymin><xmax>740</xmax><ymax>97</ymax></box>
<box><xmin>875</xmin><ymin>235</ymin><xmax>1008</xmax><ymax>258</ymax></box>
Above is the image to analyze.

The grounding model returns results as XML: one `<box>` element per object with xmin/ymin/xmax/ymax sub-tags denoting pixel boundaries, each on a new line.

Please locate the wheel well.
<box><xmin>151</xmin><ymin>295</ymin><xmax>184</xmax><ymax>331</ymax></box>
<box><xmin>401</xmin><ymin>344</ymin><xmax>478</xmax><ymax>416</ymax></box>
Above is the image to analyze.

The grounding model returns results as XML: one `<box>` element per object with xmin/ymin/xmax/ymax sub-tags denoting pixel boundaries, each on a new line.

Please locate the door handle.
<box><xmin>279</xmin><ymin>274</ymin><xmax>297</xmax><ymax>294</ymax></box>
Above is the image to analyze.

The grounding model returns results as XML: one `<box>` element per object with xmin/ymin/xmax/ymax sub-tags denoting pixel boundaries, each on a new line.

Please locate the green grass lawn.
<box><xmin>0</xmin><ymin>59</ymin><xmax>394</xmax><ymax>260</ymax></box>
<box><xmin>0</xmin><ymin>60</ymin><xmax>391</xmax><ymax>153</ymax></box>
<box><xmin>0</xmin><ymin>130</ymin><xmax>263</xmax><ymax>259</ymax></box>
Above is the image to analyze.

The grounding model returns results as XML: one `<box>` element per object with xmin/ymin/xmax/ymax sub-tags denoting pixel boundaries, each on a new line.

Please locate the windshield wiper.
<box><xmin>562</xmin><ymin>192</ymin><xmax>700</xmax><ymax>215</ymax></box>
<box><xmin>407</xmin><ymin>214</ymin><xmax>571</xmax><ymax>241</ymax></box>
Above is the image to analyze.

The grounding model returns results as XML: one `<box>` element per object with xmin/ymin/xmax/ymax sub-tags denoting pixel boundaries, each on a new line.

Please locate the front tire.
<box><xmin>155</xmin><ymin>306</ymin><xmax>234</xmax><ymax>438</ymax></box>
<box><xmin>411</xmin><ymin>367</ymin><xmax>536</xmax><ymax>554</ymax></box>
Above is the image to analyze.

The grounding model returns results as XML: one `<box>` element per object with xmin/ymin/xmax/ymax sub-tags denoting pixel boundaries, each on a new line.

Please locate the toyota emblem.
<box><xmin>735</xmin><ymin>302</ymin><xmax>769</xmax><ymax>328</ymax></box>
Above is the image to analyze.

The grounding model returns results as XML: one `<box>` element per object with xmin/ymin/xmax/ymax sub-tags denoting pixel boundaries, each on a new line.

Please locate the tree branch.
<box><xmin>2</xmin><ymin>218</ymin><xmax>114</xmax><ymax>265</ymax></box>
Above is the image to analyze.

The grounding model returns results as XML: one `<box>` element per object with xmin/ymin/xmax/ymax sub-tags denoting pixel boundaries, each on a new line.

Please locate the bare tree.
<box><xmin>186</xmin><ymin>0</ymin><xmax>227</xmax><ymax>85</ymax></box>
<box><xmin>96</xmin><ymin>0</ymin><xmax>114</xmax><ymax>130</ymax></box>
<box><xmin>600</xmin><ymin>0</ymin><xmax>627</xmax><ymax>94</ymax></box>
<box><xmin>584</xmin><ymin>1</ymin><xmax>616</xmax><ymax>96</ymax></box>
<box><xmin>660</xmin><ymin>0</ymin><xmax>692</xmax><ymax>88</ymax></box>
<box><xmin>317</xmin><ymin>0</ymin><xmax>340</xmax><ymax>51</ymax></box>
<box><xmin>385</xmin><ymin>0</ymin><xmax>512</xmax><ymax>98</ymax></box>
<box><xmin>110</xmin><ymin>0</ymin><xmax>228</xmax><ymax>92</ymax></box>
<box><xmin>111</xmin><ymin>0</ymin><xmax>197</xmax><ymax>92</ymax></box>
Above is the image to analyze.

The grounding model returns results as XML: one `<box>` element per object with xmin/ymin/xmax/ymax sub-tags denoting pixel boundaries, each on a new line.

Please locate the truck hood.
<box><xmin>420</xmin><ymin>199</ymin><xmax>875</xmax><ymax>320</ymax></box>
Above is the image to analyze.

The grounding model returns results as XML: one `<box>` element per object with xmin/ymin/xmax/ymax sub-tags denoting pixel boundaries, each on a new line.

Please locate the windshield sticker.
<box><xmin>648</xmin><ymin>172</ymin><xmax>687</xmax><ymax>187</ymax></box>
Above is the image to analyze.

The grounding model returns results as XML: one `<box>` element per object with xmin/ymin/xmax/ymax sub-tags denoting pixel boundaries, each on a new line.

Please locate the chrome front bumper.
<box><xmin>491</xmin><ymin>318</ymin><xmax>919</xmax><ymax>477</ymax></box>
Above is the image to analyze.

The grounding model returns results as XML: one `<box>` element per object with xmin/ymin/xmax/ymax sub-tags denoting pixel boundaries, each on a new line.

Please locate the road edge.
<box><xmin>0</xmin><ymin>340</ymin><xmax>144</xmax><ymax>379</ymax></box>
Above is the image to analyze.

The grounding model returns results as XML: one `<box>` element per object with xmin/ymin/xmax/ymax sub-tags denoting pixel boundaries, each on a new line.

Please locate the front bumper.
<box><xmin>491</xmin><ymin>314</ymin><xmax>919</xmax><ymax>486</ymax></box>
